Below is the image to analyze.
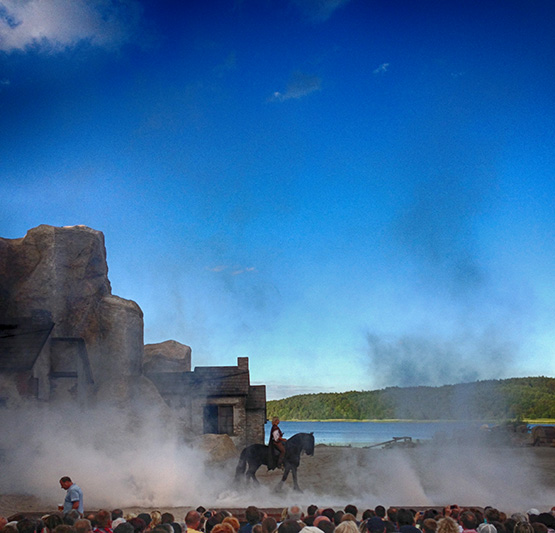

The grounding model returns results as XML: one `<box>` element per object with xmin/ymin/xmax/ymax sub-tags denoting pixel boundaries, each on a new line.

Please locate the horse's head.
<box><xmin>303</xmin><ymin>432</ymin><xmax>315</xmax><ymax>456</ymax></box>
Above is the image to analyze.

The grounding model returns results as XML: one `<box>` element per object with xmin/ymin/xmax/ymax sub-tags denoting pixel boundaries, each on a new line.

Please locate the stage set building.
<box><xmin>0</xmin><ymin>225</ymin><xmax>266</xmax><ymax>448</ymax></box>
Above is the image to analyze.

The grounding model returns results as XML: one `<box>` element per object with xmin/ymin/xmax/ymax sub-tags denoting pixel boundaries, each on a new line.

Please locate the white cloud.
<box><xmin>207</xmin><ymin>265</ymin><xmax>228</xmax><ymax>272</ymax></box>
<box><xmin>207</xmin><ymin>265</ymin><xmax>256</xmax><ymax>275</ymax></box>
<box><xmin>373</xmin><ymin>62</ymin><xmax>389</xmax><ymax>74</ymax></box>
<box><xmin>290</xmin><ymin>0</ymin><xmax>352</xmax><ymax>23</ymax></box>
<box><xmin>0</xmin><ymin>0</ymin><xmax>142</xmax><ymax>53</ymax></box>
<box><xmin>272</xmin><ymin>72</ymin><xmax>322</xmax><ymax>102</ymax></box>
<box><xmin>232</xmin><ymin>267</ymin><xmax>256</xmax><ymax>276</ymax></box>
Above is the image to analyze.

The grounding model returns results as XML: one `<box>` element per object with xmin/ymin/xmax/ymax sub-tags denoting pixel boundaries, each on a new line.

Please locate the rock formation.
<box><xmin>144</xmin><ymin>340</ymin><xmax>192</xmax><ymax>373</ymax></box>
<box><xmin>0</xmin><ymin>224</ymin><xmax>264</xmax><ymax>448</ymax></box>
<box><xmin>0</xmin><ymin>225</ymin><xmax>156</xmax><ymax>403</ymax></box>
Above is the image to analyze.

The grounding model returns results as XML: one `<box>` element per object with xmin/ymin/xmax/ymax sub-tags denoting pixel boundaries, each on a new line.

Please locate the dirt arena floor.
<box><xmin>2</xmin><ymin>444</ymin><xmax>555</xmax><ymax>518</ymax></box>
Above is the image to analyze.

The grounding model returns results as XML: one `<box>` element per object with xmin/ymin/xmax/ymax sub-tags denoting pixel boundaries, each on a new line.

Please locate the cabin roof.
<box><xmin>0</xmin><ymin>317</ymin><xmax>54</xmax><ymax>372</ymax></box>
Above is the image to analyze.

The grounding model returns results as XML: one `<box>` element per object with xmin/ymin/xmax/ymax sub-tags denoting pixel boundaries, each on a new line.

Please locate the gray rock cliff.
<box><xmin>0</xmin><ymin>225</ymin><xmax>155</xmax><ymax>402</ymax></box>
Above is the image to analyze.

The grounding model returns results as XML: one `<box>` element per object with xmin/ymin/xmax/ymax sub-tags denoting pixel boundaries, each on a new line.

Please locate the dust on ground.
<box><xmin>2</xmin><ymin>444</ymin><xmax>555</xmax><ymax>517</ymax></box>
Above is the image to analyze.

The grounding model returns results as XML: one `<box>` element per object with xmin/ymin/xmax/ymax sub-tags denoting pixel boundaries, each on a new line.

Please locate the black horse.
<box><xmin>235</xmin><ymin>432</ymin><xmax>315</xmax><ymax>492</ymax></box>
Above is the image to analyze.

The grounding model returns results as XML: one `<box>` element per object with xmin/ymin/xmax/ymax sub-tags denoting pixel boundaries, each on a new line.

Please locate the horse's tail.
<box><xmin>234</xmin><ymin>446</ymin><xmax>249</xmax><ymax>480</ymax></box>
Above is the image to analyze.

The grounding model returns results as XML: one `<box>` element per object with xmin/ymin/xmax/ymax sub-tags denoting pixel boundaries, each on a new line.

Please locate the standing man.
<box><xmin>59</xmin><ymin>476</ymin><xmax>84</xmax><ymax>516</ymax></box>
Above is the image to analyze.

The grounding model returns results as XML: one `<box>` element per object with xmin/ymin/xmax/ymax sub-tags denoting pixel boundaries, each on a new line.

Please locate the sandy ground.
<box><xmin>2</xmin><ymin>444</ymin><xmax>555</xmax><ymax>518</ymax></box>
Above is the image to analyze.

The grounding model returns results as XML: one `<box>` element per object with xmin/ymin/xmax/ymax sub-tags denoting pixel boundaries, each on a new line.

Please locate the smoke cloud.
<box><xmin>326</xmin><ymin>440</ymin><xmax>555</xmax><ymax>510</ymax></box>
<box><xmin>366</xmin><ymin>332</ymin><xmax>515</xmax><ymax>389</ymax></box>
<box><xmin>1</xmin><ymin>397</ymin><xmax>554</xmax><ymax>512</ymax></box>
<box><xmin>365</xmin><ymin>120</ymin><xmax>535</xmax><ymax>390</ymax></box>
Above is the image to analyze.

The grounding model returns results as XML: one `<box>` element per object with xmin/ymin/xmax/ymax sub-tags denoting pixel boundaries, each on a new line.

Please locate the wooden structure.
<box><xmin>147</xmin><ymin>356</ymin><xmax>266</xmax><ymax>448</ymax></box>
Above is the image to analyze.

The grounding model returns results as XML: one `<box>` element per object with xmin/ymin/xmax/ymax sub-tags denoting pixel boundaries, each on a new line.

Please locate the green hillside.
<box><xmin>267</xmin><ymin>377</ymin><xmax>555</xmax><ymax>421</ymax></box>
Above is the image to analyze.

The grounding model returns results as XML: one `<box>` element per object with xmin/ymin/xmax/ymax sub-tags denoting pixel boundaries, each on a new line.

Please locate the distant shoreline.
<box><xmin>276</xmin><ymin>418</ymin><xmax>555</xmax><ymax>423</ymax></box>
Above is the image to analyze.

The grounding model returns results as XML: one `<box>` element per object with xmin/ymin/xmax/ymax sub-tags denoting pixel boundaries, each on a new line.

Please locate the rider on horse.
<box><xmin>269</xmin><ymin>416</ymin><xmax>287</xmax><ymax>468</ymax></box>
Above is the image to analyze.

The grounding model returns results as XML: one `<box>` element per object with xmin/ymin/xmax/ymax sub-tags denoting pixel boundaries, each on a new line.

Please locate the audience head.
<box><xmin>307</xmin><ymin>508</ymin><xmax>318</xmax><ymax>518</ymax></box>
<box><xmin>222</xmin><ymin>517</ymin><xmax>240</xmax><ymax>533</ymax></box>
<box><xmin>161</xmin><ymin>515</ymin><xmax>174</xmax><ymax>526</ymax></box>
<box><xmin>333</xmin><ymin>513</ymin><xmax>344</xmax><ymax>527</ymax></box>
<box><xmin>94</xmin><ymin>511</ymin><xmax>111</xmax><ymax>530</ymax></box>
<box><xmin>114</xmin><ymin>524</ymin><xmax>134</xmax><ymax>533</ymax></box>
<box><xmin>485</xmin><ymin>510</ymin><xmax>500</xmax><ymax>524</ymax></box>
<box><xmin>514</xmin><ymin>523</ymin><xmax>534</xmax><ymax>533</ymax></box>
<box><xmin>437</xmin><ymin>518</ymin><xmax>459</xmax><ymax>533</ymax></box>
<box><xmin>127</xmin><ymin>519</ymin><xmax>146</xmax><ymax>533</ymax></box>
<box><xmin>185</xmin><ymin>512</ymin><xmax>202</xmax><ymax>530</ymax></box>
<box><xmin>535</xmin><ymin>514</ymin><xmax>555</xmax><ymax>530</ymax></box>
<box><xmin>318</xmin><ymin>523</ymin><xmax>335</xmax><ymax>533</ymax></box>
<box><xmin>334</xmin><ymin>522</ymin><xmax>358</xmax><ymax>533</ymax></box>
<box><xmin>16</xmin><ymin>519</ymin><xmax>38</xmax><ymax>533</ymax></box>
<box><xmin>137</xmin><ymin>516</ymin><xmax>151</xmax><ymax>529</ymax></box>
<box><xmin>422</xmin><ymin>519</ymin><xmax>437</xmax><ymax>533</ymax></box>
<box><xmin>262</xmin><ymin>518</ymin><xmax>277</xmax><ymax>533</ymax></box>
<box><xmin>460</xmin><ymin>512</ymin><xmax>478</xmax><ymax>531</ymax></box>
<box><xmin>211</xmin><ymin>525</ymin><xmax>235</xmax><ymax>533</ymax></box>
<box><xmin>383</xmin><ymin>524</ymin><xmax>396</xmax><ymax>533</ymax></box>
<box><xmin>314</xmin><ymin>517</ymin><xmax>331</xmax><ymax>529</ymax></box>
<box><xmin>478</xmin><ymin>525</ymin><xmax>497</xmax><ymax>533</ymax></box>
<box><xmin>396</xmin><ymin>510</ymin><xmax>414</xmax><ymax>528</ymax></box>
<box><xmin>531</xmin><ymin>525</ymin><xmax>547</xmax><ymax>533</ymax></box>
<box><xmin>74</xmin><ymin>520</ymin><xmax>92</xmax><ymax>533</ymax></box>
<box><xmin>277</xmin><ymin>521</ymin><xmax>302</xmax><ymax>533</ymax></box>
<box><xmin>44</xmin><ymin>516</ymin><xmax>64</xmax><ymax>533</ymax></box>
<box><xmin>504</xmin><ymin>519</ymin><xmax>516</xmax><ymax>533</ymax></box>
<box><xmin>364</xmin><ymin>518</ymin><xmax>385</xmax><ymax>533</ymax></box>
<box><xmin>150</xmin><ymin>513</ymin><xmax>162</xmax><ymax>529</ymax></box>
<box><xmin>246</xmin><ymin>508</ymin><xmax>261</xmax><ymax>526</ymax></box>
<box><xmin>287</xmin><ymin>507</ymin><xmax>303</xmax><ymax>522</ymax></box>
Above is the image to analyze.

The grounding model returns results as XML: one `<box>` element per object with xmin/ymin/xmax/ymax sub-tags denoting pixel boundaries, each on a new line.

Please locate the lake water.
<box><xmin>265</xmin><ymin>420</ymin><xmax>482</xmax><ymax>447</ymax></box>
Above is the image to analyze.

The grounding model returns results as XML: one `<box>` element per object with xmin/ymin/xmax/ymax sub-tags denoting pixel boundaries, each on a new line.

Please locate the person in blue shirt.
<box><xmin>59</xmin><ymin>476</ymin><xmax>84</xmax><ymax>516</ymax></box>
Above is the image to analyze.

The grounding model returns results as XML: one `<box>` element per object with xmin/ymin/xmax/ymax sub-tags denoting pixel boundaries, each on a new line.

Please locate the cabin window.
<box><xmin>218</xmin><ymin>405</ymin><xmax>234</xmax><ymax>435</ymax></box>
<box><xmin>203</xmin><ymin>404</ymin><xmax>234</xmax><ymax>436</ymax></box>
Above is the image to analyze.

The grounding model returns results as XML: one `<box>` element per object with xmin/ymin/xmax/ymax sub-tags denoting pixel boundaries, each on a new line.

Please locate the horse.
<box><xmin>234</xmin><ymin>432</ymin><xmax>315</xmax><ymax>492</ymax></box>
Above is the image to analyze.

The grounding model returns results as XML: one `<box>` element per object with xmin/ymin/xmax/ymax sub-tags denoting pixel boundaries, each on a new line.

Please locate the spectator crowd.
<box><xmin>1</xmin><ymin>501</ymin><xmax>555</xmax><ymax>533</ymax></box>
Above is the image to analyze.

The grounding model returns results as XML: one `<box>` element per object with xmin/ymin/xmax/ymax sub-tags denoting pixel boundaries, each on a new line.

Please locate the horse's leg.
<box><xmin>291</xmin><ymin>465</ymin><xmax>302</xmax><ymax>492</ymax></box>
<box><xmin>247</xmin><ymin>462</ymin><xmax>260</xmax><ymax>485</ymax></box>
<box><xmin>276</xmin><ymin>463</ymin><xmax>291</xmax><ymax>491</ymax></box>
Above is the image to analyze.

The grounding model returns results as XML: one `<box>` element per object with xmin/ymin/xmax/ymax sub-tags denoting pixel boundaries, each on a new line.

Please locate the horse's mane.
<box><xmin>286</xmin><ymin>432</ymin><xmax>315</xmax><ymax>454</ymax></box>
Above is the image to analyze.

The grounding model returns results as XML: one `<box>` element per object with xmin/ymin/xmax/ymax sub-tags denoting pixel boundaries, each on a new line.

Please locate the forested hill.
<box><xmin>267</xmin><ymin>377</ymin><xmax>555</xmax><ymax>421</ymax></box>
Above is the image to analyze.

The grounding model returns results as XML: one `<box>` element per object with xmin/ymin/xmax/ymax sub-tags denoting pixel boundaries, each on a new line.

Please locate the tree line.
<box><xmin>267</xmin><ymin>377</ymin><xmax>555</xmax><ymax>421</ymax></box>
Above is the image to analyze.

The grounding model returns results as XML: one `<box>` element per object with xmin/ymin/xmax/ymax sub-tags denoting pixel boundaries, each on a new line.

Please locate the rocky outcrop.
<box><xmin>144</xmin><ymin>340</ymin><xmax>192</xmax><ymax>373</ymax></box>
<box><xmin>193</xmin><ymin>433</ymin><xmax>238</xmax><ymax>463</ymax></box>
<box><xmin>0</xmin><ymin>225</ymin><xmax>144</xmax><ymax>387</ymax></box>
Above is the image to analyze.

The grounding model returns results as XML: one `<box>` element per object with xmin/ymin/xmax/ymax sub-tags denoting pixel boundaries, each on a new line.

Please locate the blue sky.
<box><xmin>1</xmin><ymin>0</ymin><xmax>554</xmax><ymax>399</ymax></box>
